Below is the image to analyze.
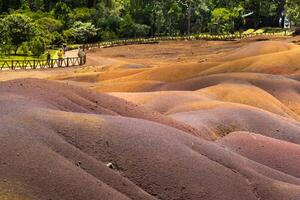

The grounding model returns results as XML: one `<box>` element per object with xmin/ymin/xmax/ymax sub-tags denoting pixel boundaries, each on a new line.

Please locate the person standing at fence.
<box><xmin>78</xmin><ymin>46</ymin><xmax>84</xmax><ymax>65</ymax></box>
<box><xmin>63</xmin><ymin>44</ymin><xmax>67</xmax><ymax>55</ymax></box>
<box><xmin>57</xmin><ymin>49</ymin><xmax>63</xmax><ymax>67</ymax></box>
<box><xmin>46</xmin><ymin>51</ymin><xmax>51</xmax><ymax>67</ymax></box>
<box><xmin>82</xmin><ymin>49</ymin><xmax>86</xmax><ymax>64</ymax></box>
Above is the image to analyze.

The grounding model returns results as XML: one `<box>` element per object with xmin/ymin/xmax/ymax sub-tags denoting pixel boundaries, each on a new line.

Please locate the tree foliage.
<box><xmin>286</xmin><ymin>0</ymin><xmax>300</xmax><ymax>25</ymax></box>
<box><xmin>30</xmin><ymin>36</ymin><xmax>46</xmax><ymax>57</ymax></box>
<box><xmin>0</xmin><ymin>0</ymin><xmax>298</xmax><ymax>56</ymax></box>
<box><xmin>211</xmin><ymin>6</ymin><xmax>244</xmax><ymax>33</ymax></box>
<box><xmin>3</xmin><ymin>14</ymin><xmax>37</xmax><ymax>54</ymax></box>
<box><xmin>71</xmin><ymin>21</ymin><xmax>98</xmax><ymax>43</ymax></box>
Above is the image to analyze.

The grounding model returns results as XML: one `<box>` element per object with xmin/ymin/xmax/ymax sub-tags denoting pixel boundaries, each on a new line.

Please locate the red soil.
<box><xmin>1</xmin><ymin>79</ymin><xmax>300</xmax><ymax>200</ymax></box>
<box><xmin>217</xmin><ymin>132</ymin><xmax>300</xmax><ymax>178</ymax></box>
<box><xmin>1</xmin><ymin>39</ymin><xmax>300</xmax><ymax>199</ymax></box>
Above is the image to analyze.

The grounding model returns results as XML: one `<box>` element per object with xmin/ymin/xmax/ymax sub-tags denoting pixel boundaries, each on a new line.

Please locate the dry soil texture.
<box><xmin>1</xmin><ymin>37</ymin><xmax>300</xmax><ymax>200</ymax></box>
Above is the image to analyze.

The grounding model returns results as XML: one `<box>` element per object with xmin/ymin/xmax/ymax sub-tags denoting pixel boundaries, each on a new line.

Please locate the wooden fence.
<box><xmin>81</xmin><ymin>31</ymin><xmax>292</xmax><ymax>52</ymax></box>
<box><xmin>1</xmin><ymin>31</ymin><xmax>292</xmax><ymax>71</ymax></box>
<box><xmin>83</xmin><ymin>40</ymin><xmax>159</xmax><ymax>51</ymax></box>
<box><xmin>0</xmin><ymin>56</ymin><xmax>86</xmax><ymax>71</ymax></box>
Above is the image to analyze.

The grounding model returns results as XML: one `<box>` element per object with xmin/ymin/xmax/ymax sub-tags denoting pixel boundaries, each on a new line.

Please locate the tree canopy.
<box><xmin>0</xmin><ymin>0</ymin><xmax>298</xmax><ymax>56</ymax></box>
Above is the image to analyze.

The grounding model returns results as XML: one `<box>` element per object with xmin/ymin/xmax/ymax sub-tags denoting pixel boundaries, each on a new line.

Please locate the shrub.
<box><xmin>211</xmin><ymin>6</ymin><xmax>244</xmax><ymax>34</ymax></box>
<box><xmin>243</xmin><ymin>29</ymin><xmax>255</xmax><ymax>35</ymax></box>
<box><xmin>134</xmin><ymin>24</ymin><xmax>150</xmax><ymax>37</ymax></box>
<box><xmin>36</xmin><ymin>17</ymin><xmax>63</xmax><ymax>33</ymax></box>
<box><xmin>3</xmin><ymin>14</ymin><xmax>37</xmax><ymax>54</ymax></box>
<box><xmin>100</xmin><ymin>31</ymin><xmax>118</xmax><ymax>40</ymax></box>
<box><xmin>50</xmin><ymin>31</ymin><xmax>65</xmax><ymax>46</ymax></box>
<box><xmin>254</xmin><ymin>29</ymin><xmax>265</xmax><ymax>34</ymax></box>
<box><xmin>63</xmin><ymin>29</ymin><xmax>75</xmax><ymax>43</ymax></box>
<box><xmin>20</xmin><ymin>42</ymin><xmax>30</xmax><ymax>57</ymax></box>
<box><xmin>30</xmin><ymin>36</ymin><xmax>45</xmax><ymax>57</ymax></box>
<box><xmin>70</xmin><ymin>8</ymin><xmax>97</xmax><ymax>22</ymax></box>
<box><xmin>71</xmin><ymin>21</ymin><xmax>98</xmax><ymax>43</ymax></box>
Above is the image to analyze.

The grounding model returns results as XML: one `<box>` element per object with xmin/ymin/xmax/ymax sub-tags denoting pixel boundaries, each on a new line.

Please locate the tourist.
<box><xmin>78</xmin><ymin>47</ymin><xmax>85</xmax><ymax>65</ymax></box>
<box><xmin>63</xmin><ymin>44</ymin><xmax>67</xmax><ymax>55</ymax></box>
<box><xmin>82</xmin><ymin>50</ymin><xmax>86</xmax><ymax>64</ymax></box>
<box><xmin>46</xmin><ymin>51</ymin><xmax>51</xmax><ymax>67</ymax></box>
<box><xmin>77</xmin><ymin>46</ymin><xmax>82</xmax><ymax>57</ymax></box>
<box><xmin>57</xmin><ymin>49</ymin><xmax>63</xmax><ymax>67</ymax></box>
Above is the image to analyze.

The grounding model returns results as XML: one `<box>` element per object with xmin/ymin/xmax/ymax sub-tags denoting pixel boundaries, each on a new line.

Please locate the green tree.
<box><xmin>166</xmin><ymin>1</ymin><xmax>182</xmax><ymax>35</ymax></box>
<box><xmin>71</xmin><ymin>21</ymin><xmax>98</xmax><ymax>43</ymax></box>
<box><xmin>20</xmin><ymin>0</ymin><xmax>30</xmax><ymax>10</ymax></box>
<box><xmin>36</xmin><ymin>17</ymin><xmax>63</xmax><ymax>32</ymax></box>
<box><xmin>144</xmin><ymin>1</ymin><xmax>165</xmax><ymax>36</ymax></box>
<box><xmin>20</xmin><ymin>42</ymin><xmax>30</xmax><ymax>59</ymax></box>
<box><xmin>119</xmin><ymin>13</ymin><xmax>136</xmax><ymax>37</ymax></box>
<box><xmin>28</xmin><ymin>0</ymin><xmax>45</xmax><ymax>11</ymax></box>
<box><xmin>3</xmin><ymin>14</ymin><xmax>37</xmax><ymax>54</ymax></box>
<box><xmin>50</xmin><ymin>31</ymin><xmax>65</xmax><ymax>46</ymax></box>
<box><xmin>30</xmin><ymin>36</ymin><xmax>45</xmax><ymax>57</ymax></box>
<box><xmin>52</xmin><ymin>1</ymin><xmax>71</xmax><ymax>27</ymax></box>
<box><xmin>133</xmin><ymin>24</ymin><xmax>150</xmax><ymax>37</ymax></box>
<box><xmin>211</xmin><ymin>6</ymin><xmax>244</xmax><ymax>33</ymax></box>
<box><xmin>63</xmin><ymin>29</ymin><xmax>75</xmax><ymax>43</ymax></box>
<box><xmin>0</xmin><ymin>0</ymin><xmax>292</xmax><ymax>45</ymax></box>
<box><xmin>286</xmin><ymin>0</ymin><xmax>300</xmax><ymax>25</ymax></box>
<box><xmin>70</xmin><ymin>8</ymin><xmax>97</xmax><ymax>22</ymax></box>
<box><xmin>0</xmin><ymin>19</ymin><xmax>9</xmax><ymax>57</ymax></box>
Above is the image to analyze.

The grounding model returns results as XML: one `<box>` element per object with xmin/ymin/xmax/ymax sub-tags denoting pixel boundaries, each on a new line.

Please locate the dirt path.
<box><xmin>65</xmin><ymin>49</ymin><xmax>79</xmax><ymax>57</ymax></box>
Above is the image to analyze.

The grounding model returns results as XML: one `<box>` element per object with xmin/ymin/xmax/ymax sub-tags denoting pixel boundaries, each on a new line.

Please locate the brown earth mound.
<box><xmin>217</xmin><ymin>132</ymin><xmax>300</xmax><ymax>178</ymax></box>
<box><xmin>111</xmin><ymin>90</ymin><xmax>300</xmax><ymax>143</ymax></box>
<box><xmin>0</xmin><ymin>78</ymin><xmax>209</xmax><ymax>139</ymax></box>
<box><xmin>159</xmin><ymin>73</ymin><xmax>300</xmax><ymax>117</ymax></box>
<box><xmin>198</xmin><ymin>41</ymin><xmax>300</xmax><ymax>75</ymax></box>
<box><xmin>110</xmin><ymin>91</ymin><xmax>211</xmax><ymax>114</ymax></box>
<box><xmin>1</xmin><ymin>79</ymin><xmax>300</xmax><ymax>200</ymax></box>
<box><xmin>1</xmin><ymin>39</ymin><xmax>300</xmax><ymax>199</ymax></box>
<box><xmin>170</xmin><ymin>105</ymin><xmax>300</xmax><ymax>143</ymax></box>
<box><xmin>77</xmin><ymin>41</ymin><xmax>300</xmax><ymax>92</ymax></box>
<box><xmin>218</xmin><ymin>41</ymin><xmax>297</xmax><ymax>61</ymax></box>
<box><xmin>2</xmin><ymin>40</ymin><xmax>299</xmax><ymax>93</ymax></box>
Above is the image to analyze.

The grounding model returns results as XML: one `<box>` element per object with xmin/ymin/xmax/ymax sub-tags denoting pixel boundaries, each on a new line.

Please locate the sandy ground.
<box><xmin>1</xmin><ymin>37</ymin><xmax>300</xmax><ymax>199</ymax></box>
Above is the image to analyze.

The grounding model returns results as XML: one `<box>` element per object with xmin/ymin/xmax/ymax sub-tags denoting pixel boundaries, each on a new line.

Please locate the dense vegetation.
<box><xmin>0</xmin><ymin>0</ymin><xmax>299</xmax><ymax>57</ymax></box>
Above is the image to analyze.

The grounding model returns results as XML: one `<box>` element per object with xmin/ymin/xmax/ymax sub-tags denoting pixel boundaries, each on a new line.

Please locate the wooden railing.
<box><xmin>1</xmin><ymin>31</ymin><xmax>292</xmax><ymax>71</ymax></box>
<box><xmin>81</xmin><ymin>31</ymin><xmax>293</xmax><ymax>51</ymax></box>
<box><xmin>0</xmin><ymin>56</ymin><xmax>86</xmax><ymax>71</ymax></box>
<box><xmin>83</xmin><ymin>40</ymin><xmax>158</xmax><ymax>51</ymax></box>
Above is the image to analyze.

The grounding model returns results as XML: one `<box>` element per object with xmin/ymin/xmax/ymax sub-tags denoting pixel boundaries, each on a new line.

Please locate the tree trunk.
<box><xmin>14</xmin><ymin>47</ymin><xmax>18</xmax><ymax>55</ymax></box>
<box><xmin>187</xmin><ymin>2</ymin><xmax>191</xmax><ymax>35</ymax></box>
<box><xmin>187</xmin><ymin>8</ymin><xmax>191</xmax><ymax>35</ymax></box>
<box><xmin>277</xmin><ymin>0</ymin><xmax>286</xmax><ymax>27</ymax></box>
<box><xmin>152</xmin><ymin>14</ymin><xmax>155</xmax><ymax>37</ymax></box>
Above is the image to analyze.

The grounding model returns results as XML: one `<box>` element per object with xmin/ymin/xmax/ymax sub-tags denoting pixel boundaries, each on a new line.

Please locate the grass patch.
<box><xmin>0</xmin><ymin>49</ymin><xmax>58</xmax><ymax>60</ymax></box>
<box><xmin>0</xmin><ymin>49</ymin><xmax>60</xmax><ymax>69</ymax></box>
<box><xmin>254</xmin><ymin>29</ymin><xmax>265</xmax><ymax>34</ymax></box>
<box><xmin>243</xmin><ymin>29</ymin><xmax>255</xmax><ymax>35</ymax></box>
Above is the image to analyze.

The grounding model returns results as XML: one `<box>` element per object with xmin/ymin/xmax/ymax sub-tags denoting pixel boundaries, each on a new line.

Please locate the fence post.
<box><xmin>67</xmin><ymin>58</ymin><xmax>69</xmax><ymax>67</ymax></box>
<box><xmin>33</xmin><ymin>60</ymin><xmax>36</xmax><ymax>69</ymax></box>
<box><xmin>11</xmin><ymin>60</ymin><xmax>13</xmax><ymax>70</ymax></box>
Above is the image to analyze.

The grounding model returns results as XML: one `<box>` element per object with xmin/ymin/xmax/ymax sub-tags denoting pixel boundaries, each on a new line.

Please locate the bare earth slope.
<box><xmin>217</xmin><ymin>132</ymin><xmax>300</xmax><ymax>178</ymax></box>
<box><xmin>1</xmin><ymin>78</ymin><xmax>300</xmax><ymax>200</ymax></box>
<box><xmin>2</xmin><ymin>39</ymin><xmax>300</xmax><ymax>199</ymax></box>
